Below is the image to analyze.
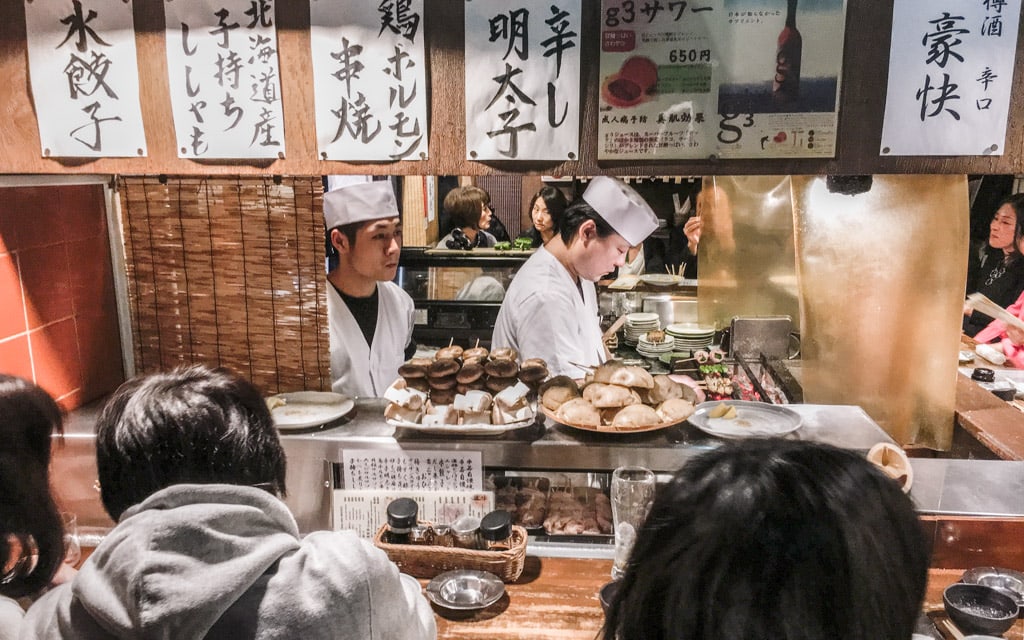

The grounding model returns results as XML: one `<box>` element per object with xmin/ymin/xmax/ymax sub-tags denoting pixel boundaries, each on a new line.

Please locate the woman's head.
<box><xmin>991</xmin><ymin>193</ymin><xmax>1024</xmax><ymax>254</ymax></box>
<box><xmin>444</xmin><ymin>185</ymin><xmax>491</xmax><ymax>232</ymax></box>
<box><xmin>604</xmin><ymin>438</ymin><xmax>930</xmax><ymax>640</ymax></box>
<box><xmin>0</xmin><ymin>375</ymin><xmax>65</xmax><ymax>598</ymax></box>
<box><xmin>529</xmin><ymin>186</ymin><xmax>568</xmax><ymax>241</ymax></box>
<box><xmin>96</xmin><ymin>365</ymin><xmax>287</xmax><ymax>521</ymax></box>
<box><xmin>559</xmin><ymin>199</ymin><xmax>631</xmax><ymax>281</ymax></box>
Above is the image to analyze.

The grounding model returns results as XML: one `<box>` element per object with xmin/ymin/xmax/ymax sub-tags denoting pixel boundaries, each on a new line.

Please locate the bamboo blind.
<box><xmin>117</xmin><ymin>176</ymin><xmax>330</xmax><ymax>393</ymax></box>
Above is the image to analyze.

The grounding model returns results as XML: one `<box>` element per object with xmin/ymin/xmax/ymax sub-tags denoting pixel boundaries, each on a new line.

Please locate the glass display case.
<box><xmin>396</xmin><ymin>247</ymin><xmax>534</xmax><ymax>348</ymax></box>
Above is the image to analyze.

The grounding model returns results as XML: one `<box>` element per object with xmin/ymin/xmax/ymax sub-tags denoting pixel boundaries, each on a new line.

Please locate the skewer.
<box><xmin>568</xmin><ymin>361</ymin><xmax>597</xmax><ymax>372</ymax></box>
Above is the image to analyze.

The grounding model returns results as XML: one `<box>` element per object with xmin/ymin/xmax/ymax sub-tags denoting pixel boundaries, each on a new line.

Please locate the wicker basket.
<box><xmin>373</xmin><ymin>523</ymin><xmax>528</xmax><ymax>582</ymax></box>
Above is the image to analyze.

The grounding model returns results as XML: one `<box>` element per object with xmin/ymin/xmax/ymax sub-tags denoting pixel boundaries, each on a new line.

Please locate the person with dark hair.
<box><xmin>520</xmin><ymin>185</ymin><xmax>569</xmax><ymax>248</ymax></box>
<box><xmin>23</xmin><ymin>365</ymin><xmax>436</xmax><ymax>640</ymax></box>
<box><xmin>963</xmin><ymin>193</ymin><xmax>1024</xmax><ymax>337</ymax></box>
<box><xmin>492</xmin><ymin>176</ymin><xmax>658</xmax><ymax>377</ymax></box>
<box><xmin>324</xmin><ymin>181</ymin><xmax>416</xmax><ymax>397</ymax></box>
<box><xmin>437</xmin><ymin>185</ymin><xmax>498</xmax><ymax>249</ymax></box>
<box><xmin>0</xmin><ymin>375</ymin><xmax>69</xmax><ymax>640</ymax></box>
<box><xmin>603</xmin><ymin>438</ymin><xmax>931</xmax><ymax>640</ymax></box>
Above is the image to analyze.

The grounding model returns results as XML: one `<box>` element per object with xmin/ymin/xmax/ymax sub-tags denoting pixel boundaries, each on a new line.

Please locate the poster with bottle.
<box><xmin>597</xmin><ymin>0</ymin><xmax>847</xmax><ymax>160</ymax></box>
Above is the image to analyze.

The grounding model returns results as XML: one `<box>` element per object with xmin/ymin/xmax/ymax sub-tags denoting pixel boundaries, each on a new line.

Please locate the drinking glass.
<box><xmin>61</xmin><ymin>512</ymin><xmax>81</xmax><ymax>567</ymax></box>
<box><xmin>610</xmin><ymin>466</ymin><xmax>656</xmax><ymax>580</ymax></box>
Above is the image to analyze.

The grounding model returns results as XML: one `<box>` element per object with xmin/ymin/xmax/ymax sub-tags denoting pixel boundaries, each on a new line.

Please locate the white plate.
<box><xmin>665</xmin><ymin>323</ymin><xmax>715</xmax><ymax>336</ymax></box>
<box><xmin>639</xmin><ymin>274</ymin><xmax>682</xmax><ymax>287</ymax></box>
<box><xmin>625</xmin><ymin>312</ymin><xmax>660</xmax><ymax>324</ymax></box>
<box><xmin>267</xmin><ymin>392</ymin><xmax>353</xmax><ymax>430</ymax></box>
<box><xmin>426</xmin><ymin>570</ymin><xmax>505</xmax><ymax>610</ymax></box>
<box><xmin>688</xmin><ymin>400</ymin><xmax>801</xmax><ymax>439</ymax></box>
<box><xmin>385</xmin><ymin>407</ymin><xmax>538</xmax><ymax>436</ymax></box>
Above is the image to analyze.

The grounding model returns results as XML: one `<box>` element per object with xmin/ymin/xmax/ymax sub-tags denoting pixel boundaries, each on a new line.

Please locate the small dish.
<box><xmin>266</xmin><ymin>391</ymin><xmax>353</xmax><ymax>430</ymax></box>
<box><xmin>943</xmin><ymin>583</ymin><xmax>1019</xmax><ymax>637</ymax></box>
<box><xmin>425</xmin><ymin>570</ymin><xmax>505</xmax><ymax>611</ymax></box>
<box><xmin>961</xmin><ymin>566</ymin><xmax>1024</xmax><ymax>616</ymax></box>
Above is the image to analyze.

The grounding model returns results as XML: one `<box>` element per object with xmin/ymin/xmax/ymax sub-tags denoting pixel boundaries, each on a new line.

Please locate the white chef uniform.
<box><xmin>492</xmin><ymin>177</ymin><xmax>658</xmax><ymax>378</ymax></box>
<box><xmin>327</xmin><ymin>281</ymin><xmax>413</xmax><ymax>397</ymax></box>
<box><xmin>324</xmin><ymin>181</ymin><xmax>414</xmax><ymax>398</ymax></box>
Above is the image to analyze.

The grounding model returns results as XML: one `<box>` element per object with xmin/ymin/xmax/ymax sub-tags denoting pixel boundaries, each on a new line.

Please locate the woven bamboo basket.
<box><xmin>373</xmin><ymin>522</ymin><xmax>528</xmax><ymax>582</ymax></box>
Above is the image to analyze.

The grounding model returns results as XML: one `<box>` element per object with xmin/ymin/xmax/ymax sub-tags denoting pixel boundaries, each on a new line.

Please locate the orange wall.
<box><xmin>0</xmin><ymin>184</ymin><xmax>124</xmax><ymax>409</ymax></box>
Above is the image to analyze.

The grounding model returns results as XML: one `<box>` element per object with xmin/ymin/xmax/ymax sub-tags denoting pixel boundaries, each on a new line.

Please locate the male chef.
<box><xmin>324</xmin><ymin>181</ymin><xmax>415</xmax><ymax>397</ymax></box>
<box><xmin>492</xmin><ymin>176</ymin><xmax>658</xmax><ymax>378</ymax></box>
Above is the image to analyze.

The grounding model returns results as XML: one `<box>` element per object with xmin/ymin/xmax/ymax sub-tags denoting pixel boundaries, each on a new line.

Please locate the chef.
<box><xmin>324</xmin><ymin>181</ymin><xmax>414</xmax><ymax>397</ymax></box>
<box><xmin>492</xmin><ymin>176</ymin><xmax>658</xmax><ymax>378</ymax></box>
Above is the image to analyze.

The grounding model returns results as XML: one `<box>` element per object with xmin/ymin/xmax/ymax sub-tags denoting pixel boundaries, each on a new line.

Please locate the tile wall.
<box><xmin>0</xmin><ymin>184</ymin><xmax>124</xmax><ymax>410</ymax></box>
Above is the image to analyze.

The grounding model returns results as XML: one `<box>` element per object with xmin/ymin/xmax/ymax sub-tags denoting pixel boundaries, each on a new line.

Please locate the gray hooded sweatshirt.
<box><xmin>20</xmin><ymin>484</ymin><xmax>436</xmax><ymax>640</ymax></box>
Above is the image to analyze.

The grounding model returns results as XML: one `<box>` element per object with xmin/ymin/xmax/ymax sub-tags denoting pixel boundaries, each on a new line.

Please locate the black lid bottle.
<box><xmin>479</xmin><ymin>510</ymin><xmax>513</xmax><ymax>551</ymax></box>
<box><xmin>385</xmin><ymin>498</ymin><xmax>418</xmax><ymax>544</ymax></box>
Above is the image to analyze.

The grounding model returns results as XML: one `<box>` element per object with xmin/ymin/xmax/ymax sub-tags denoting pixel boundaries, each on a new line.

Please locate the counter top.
<box><xmin>420</xmin><ymin>559</ymin><xmax>1022</xmax><ymax>640</ymax></box>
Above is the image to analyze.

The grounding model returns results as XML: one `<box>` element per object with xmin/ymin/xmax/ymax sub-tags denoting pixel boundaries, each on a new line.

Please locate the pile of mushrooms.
<box><xmin>384</xmin><ymin>343</ymin><xmax>549</xmax><ymax>427</ymax></box>
<box><xmin>539</xmin><ymin>360</ymin><xmax>695</xmax><ymax>431</ymax></box>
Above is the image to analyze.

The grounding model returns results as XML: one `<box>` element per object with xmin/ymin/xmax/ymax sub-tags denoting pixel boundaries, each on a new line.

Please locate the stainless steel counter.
<box><xmin>53</xmin><ymin>399</ymin><xmax>1024</xmax><ymax>537</ymax></box>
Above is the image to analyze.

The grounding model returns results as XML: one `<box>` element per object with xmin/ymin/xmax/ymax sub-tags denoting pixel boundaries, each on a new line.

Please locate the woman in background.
<box><xmin>0</xmin><ymin>375</ymin><xmax>71</xmax><ymax>640</ymax></box>
<box><xmin>437</xmin><ymin>185</ymin><xmax>498</xmax><ymax>249</ymax></box>
<box><xmin>521</xmin><ymin>186</ymin><xmax>568</xmax><ymax>248</ymax></box>
<box><xmin>963</xmin><ymin>193</ymin><xmax>1024</xmax><ymax>337</ymax></box>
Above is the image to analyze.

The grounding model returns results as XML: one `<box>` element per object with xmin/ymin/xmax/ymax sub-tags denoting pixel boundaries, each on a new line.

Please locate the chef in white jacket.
<box><xmin>325</xmin><ymin>181</ymin><xmax>414</xmax><ymax>397</ymax></box>
<box><xmin>492</xmin><ymin>176</ymin><xmax>658</xmax><ymax>378</ymax></box>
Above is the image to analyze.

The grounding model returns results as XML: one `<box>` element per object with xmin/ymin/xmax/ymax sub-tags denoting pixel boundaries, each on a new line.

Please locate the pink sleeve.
<box><xmin>975</xmin><ymin>319</ymin><xmax>1007</xmax><ymax>344</ymax></box>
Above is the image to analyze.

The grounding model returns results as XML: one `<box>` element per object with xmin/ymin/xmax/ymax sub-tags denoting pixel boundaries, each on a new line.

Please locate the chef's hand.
<box><xmin>683</xmin><ymin>217</ymin><xmax>703</xmax><ymax>255</ymax></box>
<box><xmin>1007</xmin><ymin>325</ymin><xmax>1024</xmax><ymax>346</ymax></box>
<box><xmin>963</xmin><ymin>302</ymin><xmax>973</xmax><ymax>317</ymax></box>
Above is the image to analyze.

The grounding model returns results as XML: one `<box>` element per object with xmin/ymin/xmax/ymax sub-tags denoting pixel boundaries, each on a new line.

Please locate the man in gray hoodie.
<box><xmin>22</xmin><ymin>365</ymin><xmax>436</xmax><ymax>640</ymax></box>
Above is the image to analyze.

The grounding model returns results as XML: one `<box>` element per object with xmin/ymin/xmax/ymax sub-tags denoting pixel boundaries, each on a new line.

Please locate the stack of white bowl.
<box><xmin>623</xmin><ymin>313</ymin><xmax>660</xmax><ymax>346</ymax></box>
<box><xmin>665</xmin><ymin>323</ymin><xmax>715</xmax><ymax>351</ymax></box>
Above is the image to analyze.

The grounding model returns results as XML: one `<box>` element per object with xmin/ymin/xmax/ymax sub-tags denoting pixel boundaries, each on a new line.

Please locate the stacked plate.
<box><xmin>637</xmin><ymin>333</ymin><xmax>675</xmax><ymax>358</ymax></box>
<box><xmin>665</xmin><ymin>323</ymin><xmax>715</xmax><ymax>350</ymax></box>
<box><xmin>624</xmin><ymin>313</ymin><xmax>660</xmax><ymax>345</ymax></box>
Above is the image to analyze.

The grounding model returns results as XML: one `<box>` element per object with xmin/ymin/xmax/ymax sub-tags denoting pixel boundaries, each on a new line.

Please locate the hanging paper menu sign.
<box><xmin>879</xmin><ymin>0</ymin><xmax>1020</xmax><ymax>156</ymax></box>
<box><xmin>310</xmin><ymin>0</ymin><xmax>429</xmax><ymax>161</ymax></box>
<box><xmin>24</xmin><ymin>0</ymin><xmax>147</xmax><ymax>158</ymax></box>
<box><xmin>164</xmin><ymin>0</ymin><xmax>286</xmax><ymax>159</ymax></box>
<box><xmin>597</xmin><ymin>0</ymin><xmax>847</xmax><ymax>160</ymax></box>
<box><xmin>464</xmin><ymin>0</ymin><xmax>582</xmax><ymax>161</ymax></box>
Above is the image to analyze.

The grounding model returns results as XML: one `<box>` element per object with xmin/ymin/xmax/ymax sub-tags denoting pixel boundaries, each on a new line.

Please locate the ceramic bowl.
<box><xmin>943</xmin><ymin>583</ymin><xmax>1019</xmax><ymax>636</ymax></box>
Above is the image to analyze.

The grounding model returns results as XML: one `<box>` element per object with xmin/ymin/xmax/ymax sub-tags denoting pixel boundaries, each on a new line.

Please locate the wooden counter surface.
<box><xmin>423</xmin><ymin>559</ymin><xmax>1023</xmax><ymax>640</ymax></box>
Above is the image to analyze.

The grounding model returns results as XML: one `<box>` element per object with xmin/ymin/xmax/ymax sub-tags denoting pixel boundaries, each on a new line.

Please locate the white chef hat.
<box><xmin>323</xmin><ymin>181</ymin><xmax>400</xmax><ymax>228</ymax></box>
<box><xmin>581</xmin><ymin>176</ymin><xmax>659</xmax><ymax>246</ymax></box>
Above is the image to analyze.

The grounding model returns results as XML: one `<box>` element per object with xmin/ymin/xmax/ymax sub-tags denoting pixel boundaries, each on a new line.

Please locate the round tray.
<box><xmin>541</xmin><ymin>406</ymin><xmax>682</xmax><ymax>434</ymax></box>
<box><xmin>687</xmin><ymin>400</ymin><xmax>801</xmax><ymax>439</ymax></box>
<box><xmin>385</xmin><ymin>414</ymin><xmax>537</xmax><ymax>436</ymax></box>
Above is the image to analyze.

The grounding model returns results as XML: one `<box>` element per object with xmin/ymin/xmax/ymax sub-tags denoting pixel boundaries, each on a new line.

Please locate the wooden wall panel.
<box><xmin>1</xmin><ymin>1</ymin><xmax>1023</xmax><ymax>176</ymax></box>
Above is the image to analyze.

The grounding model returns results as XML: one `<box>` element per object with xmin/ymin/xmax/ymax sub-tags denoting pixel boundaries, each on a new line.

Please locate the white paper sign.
<box><xmin>310</xmin><ymin>0</ymin><xmax>429</xmax><ymax>161</ymax></box>
<box><xmin>24</xmin><ymin>0</ymin><xmax>147</xmax><ymax>158</ymax></box>
<box><xmin>164</xmin><ymin>0</ymin><xmax>286</xmax><ymax>159</ymax></box>
<box><xmin>341</xmin><ymin>449</ymin><xmax>482</xmax><ymax>491</ymax></box>
<box><xmin>465</xmin><ymin>0</ymin><xmax>581</xmax><ymax>160</ymax></box>
<box><xmin>333</xmin><ymin>489</ymin><xmax>494</xmax><ymax>538</ymax></box>
<box><xmin>880</xmin><ymin>0</ymin><xmax>1020</xmax><ymax>156</ymax></box>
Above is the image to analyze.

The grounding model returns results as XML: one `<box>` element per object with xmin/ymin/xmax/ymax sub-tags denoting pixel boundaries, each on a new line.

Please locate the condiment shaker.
<box><xmin>450</xmin><ymin>515</ymin><xmax>481</xmax><ymax>549</ymax></box>
<box><xmin>479</xmin><ymin>510</ymin><xmax>513</xmax><ymax>551</ymax></box>
<box><xmin>384</xmin><ymin>497</ymin><xmax>418</xmax><ymax>545</ymax></box>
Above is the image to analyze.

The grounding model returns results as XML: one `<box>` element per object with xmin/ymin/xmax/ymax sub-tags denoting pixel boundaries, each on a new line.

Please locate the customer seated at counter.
<box><xmin>492</xmin><ymin>176</ymin><xmax>659</xmax><ymax>378</ymax></box>
<box><xmin>437</xmin><ymin>185</ymin><xmax>499</xmax><ymax>249</ymax></box>
<box><xmin>324</xmin><ymin>181</ymin><xmax>416</xmax><ymax>398</ymax></box>
<box><xmin>603</xmin><ymin>438</ymin><xmax>930</xmax><ymax>640</ymax></box>
<box><xmin>0</xmin><ymin>376</ymin><xmax>73</xmax><ymax>640</ymax></box>
<box><xmin>519</xmin><ymin>185</ymin><xmax>569</xmax><ymax>248</ymax></box>
<box><xmin>22</xmin><ymin>365</ymin><xmax>436</xmax><ymax>640</ymax></box>
<box><xmin>963</xmin><ymin>194</ymin><xmax>1024</xmax><ymax>337</ymax></box>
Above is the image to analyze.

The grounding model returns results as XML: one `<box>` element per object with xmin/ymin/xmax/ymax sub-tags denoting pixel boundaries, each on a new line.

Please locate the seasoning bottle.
<box><xmin>479</xmin><ymin>510</ymin><xmax>513</xmax><ymax>551</ymax></box>
<box><xmin>409</xmin><ymin>524</ymin><xmax>434</xmax><ymax>545</ymax></box>
<box><xmin>450</xmin><ymin>515</ymin><xmax>481</xmax><ymax>550</ymax></box>
<box><xmin>384</xmin><ymin>498</ymin><xmax>418</xmax><ymax>545</ymax></box>
<box><xmin>432</xmin><ymin>524</ymin><xmax>453</xmax><ymax>547</ymax></box>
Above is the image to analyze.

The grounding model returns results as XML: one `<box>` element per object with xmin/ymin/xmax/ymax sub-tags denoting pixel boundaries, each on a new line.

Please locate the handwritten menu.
<box><xmin>333</xmin><ymin>489</ymin><xmax>495</xmax><ymax>539</ymax></box>
<box><xmin>341</xmin><ymin>449</ymin><xmax>482</xmax><ymax>491</ymax></box>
